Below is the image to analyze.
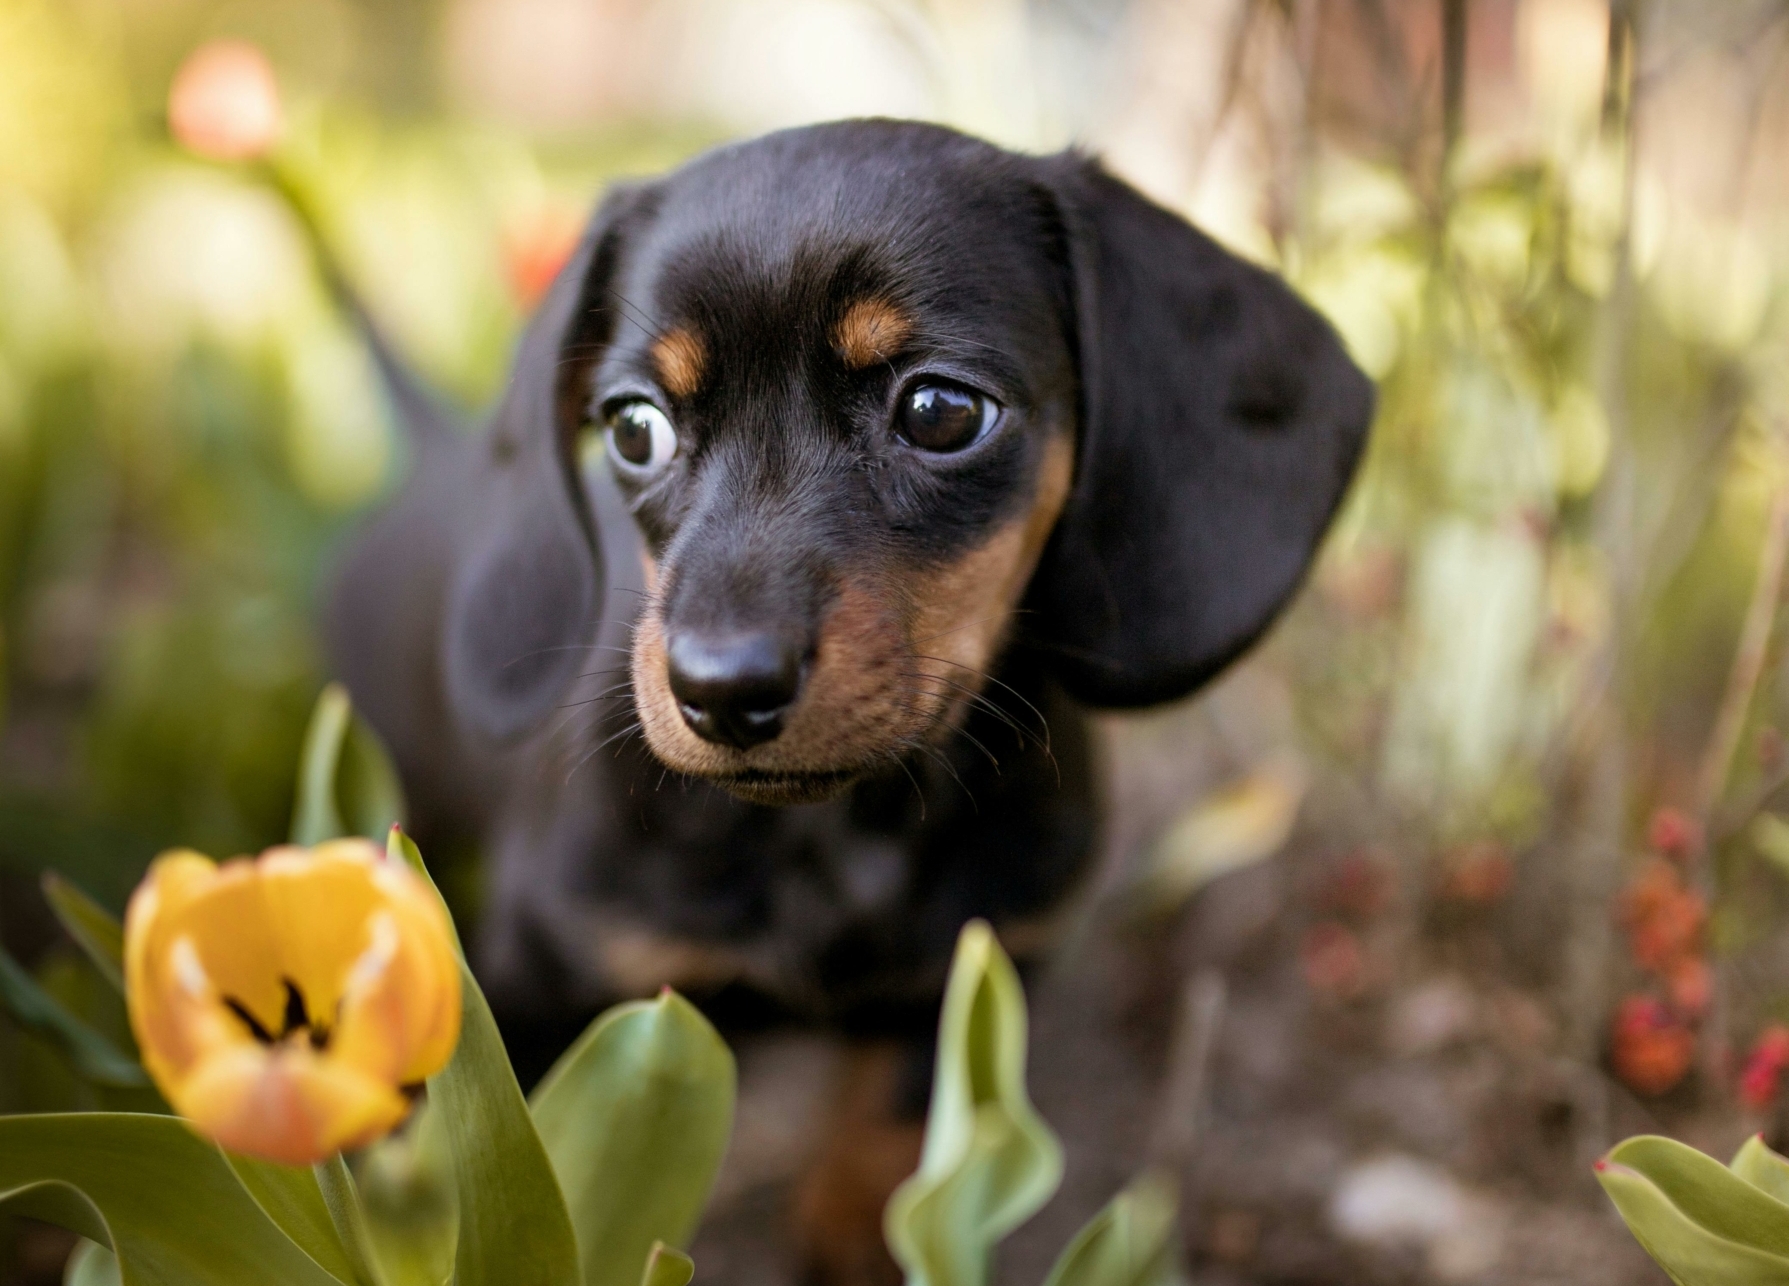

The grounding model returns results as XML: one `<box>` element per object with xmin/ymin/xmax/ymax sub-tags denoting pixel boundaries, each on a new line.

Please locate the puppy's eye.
<box><xmin>896</xmin><ymin>383</ymin><xmax>998</xmax><ymax>454</ymax></box>
<box><xmin>605</xmin><ymin>400</ymin><xmax>678</xmax><ymax>473</ymax></box>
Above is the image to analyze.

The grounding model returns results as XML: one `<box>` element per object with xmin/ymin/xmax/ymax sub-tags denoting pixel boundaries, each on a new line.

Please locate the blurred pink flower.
<box><xmin>1738</xmin><ymin>1025</ymin><xmax>1789</xmax><ymax>1110</ymax></box>
<box><xmin>1647</xmin><ymin>806</ymin><xmax>1702</xmax><ymax>863</ymax></box>
<box><xmin>169</xmin><ymin>40</ymin><xmax>283</xmax><ymax>162</ymax></box>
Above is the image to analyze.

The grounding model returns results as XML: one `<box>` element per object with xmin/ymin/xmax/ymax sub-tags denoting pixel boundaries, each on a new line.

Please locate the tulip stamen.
<box><xmin>223</xmin><ymin>997</ymin><xmax>276</xmax><ymax>1044</ymax></box>
<box><xmin>277</xmin><ymin>977</ymin><xmax>336</xmax><ymax>1050</ymax></box>
<box><xmin>281</xmin><ymin>978</ymin><xmax>310</xmax><ymax>1035</ymax></box>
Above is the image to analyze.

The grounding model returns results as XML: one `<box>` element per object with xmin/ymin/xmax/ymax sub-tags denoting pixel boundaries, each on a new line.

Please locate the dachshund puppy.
<box><xmin>327</xmin><ymin>119</ymin><xmax>1372</xmax><ymax>1282</ymax></box>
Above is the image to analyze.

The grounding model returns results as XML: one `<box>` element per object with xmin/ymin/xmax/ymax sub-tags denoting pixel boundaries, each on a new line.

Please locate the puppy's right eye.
<box><xmin>896</xmin><ymin>382</ymin><xmax>998</xmax><ymax>454</ymax></box>
<box><xmin>605</xmin><ymin>400</ymin><xmax>678</xmax><ymax>474</ymax></box>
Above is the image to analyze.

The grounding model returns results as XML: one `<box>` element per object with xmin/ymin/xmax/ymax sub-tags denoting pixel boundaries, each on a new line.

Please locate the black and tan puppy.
<box><xmin>327</xmin><ymin>119</ymin><xmax>1371</xmax><ymax>1282</ymax></box>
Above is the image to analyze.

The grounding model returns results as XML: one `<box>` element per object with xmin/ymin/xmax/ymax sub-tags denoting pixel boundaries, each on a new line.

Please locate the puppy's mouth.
<box><xmin>711</xmin><ymin>767</ymin><xmax>861</xmax><ymax>806</ymax></box>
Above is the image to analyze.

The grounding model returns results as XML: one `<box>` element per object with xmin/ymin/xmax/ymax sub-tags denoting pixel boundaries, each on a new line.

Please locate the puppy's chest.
<box><xmin>564</xmin><ymin>693</ymin><xmax>1098</xmax><ymax>1018</ymax></box>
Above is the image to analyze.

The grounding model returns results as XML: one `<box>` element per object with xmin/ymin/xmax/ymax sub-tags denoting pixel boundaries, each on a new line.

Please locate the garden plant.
<box><xmin>1</xmin><ymin>687</ymin><xmax>1183</xmax><ymax>1286</ymax></box>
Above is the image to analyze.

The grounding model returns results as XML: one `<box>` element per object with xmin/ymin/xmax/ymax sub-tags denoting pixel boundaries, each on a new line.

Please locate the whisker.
<box><xmin>908</xmin><ymin>615</ymin><xmax>1008</xmax><ymax>646</ymax></box>
<box><xmin>910</xmin><ymin>654</ymin><xmax>1053</xmax><ymax>753</ymax></box>
<box><xmin>566</xmin><ymin>719</ymin><xmax>644</xmax><ymax>779</ymax></box>
<box><xmin>556</xmin><ymin>681</ymin><xmax>637</xmax><ymax>710</ymax></box>
<box><xmin>905</xmin><ymin>740</ymin><xmax>976</xmax><ymax>811</ymax></box>
<box><xmin>897</xmin><ymin>670</ymin><xmax>1037</xmax><ymax>746</ymax></box>
<box><xmin>601</xmin><ymin>287</ymin><xmax>660</xmax><ymax>343</ymax></box>
<box><xmin>887</xmin><ymin>751</ymin><xmax>927</xmax><ymax>819</ymax></box>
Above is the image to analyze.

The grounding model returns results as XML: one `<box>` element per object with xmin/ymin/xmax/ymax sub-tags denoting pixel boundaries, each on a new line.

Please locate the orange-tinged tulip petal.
<box><xmin>170</xmin><ymin>1042</ymin><xmax>410</xmax><ymax>1166</ymax></box>
<box><xmin>125</xmin><ymin>840</ymin><xmax>460</xmax><ymax>1164</ymax></box>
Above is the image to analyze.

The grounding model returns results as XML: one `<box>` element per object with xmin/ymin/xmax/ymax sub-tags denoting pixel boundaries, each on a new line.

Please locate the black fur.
<box><xmin>326</xmin><ymin>120</ymin><xmax>1371</xmax><ymax>1068</ymax></box>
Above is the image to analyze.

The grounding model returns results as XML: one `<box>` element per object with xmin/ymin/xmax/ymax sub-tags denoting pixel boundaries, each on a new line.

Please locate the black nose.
<box><xmin>664</xmin><ymin>630</ymin><xmax>804</xmax><ymax>749</ymax></box>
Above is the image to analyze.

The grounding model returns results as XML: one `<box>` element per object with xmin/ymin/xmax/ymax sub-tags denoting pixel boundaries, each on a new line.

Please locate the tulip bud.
<box><xmin>502</xmin><ymin>204</ymin><xmax>582</xmax><ymax>310</ymax></box>
<box><xmin>168</xmin><ymin>39</ymin><xmax>283</xmax><ymax>162</ymax></box>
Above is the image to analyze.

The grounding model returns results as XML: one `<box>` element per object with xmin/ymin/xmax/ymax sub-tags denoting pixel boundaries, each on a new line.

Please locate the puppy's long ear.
<box><xmin>1025</xmin><ymin>156</ymin><xmax>1374</xmax><ymax>708</ymax></box>
<box><xmin>441</xmin><ymin>185</ymin><xmax>650</xmax><ymax>742</ymax></box>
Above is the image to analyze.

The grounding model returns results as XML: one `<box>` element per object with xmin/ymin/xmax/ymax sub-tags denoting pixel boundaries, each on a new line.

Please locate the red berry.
<box><xmin>1611</xmin><ymin>995</ymin><xmax>1695</xmax><ymax>1097</ymax></box>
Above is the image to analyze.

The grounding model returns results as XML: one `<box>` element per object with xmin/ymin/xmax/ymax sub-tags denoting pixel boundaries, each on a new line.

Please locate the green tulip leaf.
<box><xmin>314</xmin><ymin>1153</ymin><xmax>396</xmax><ymax>1286</ymax></box>
<box><xmin>355</xmin><ymin>1104</ymin><xmax>459</xmax><ymax>1286</ymax></box>
<box><xmin>885</xmin><ymin>921</ymin><xmax>1064</xmax><ymax>1286</ymax></box>
<box><xmin>1042</xmin><ymin>1174</ymin><xmax>1181</xmax><ymax>1286</ymax></box>
<box><xmin>427</xmin><ymin>956</ymin><xmax>580</xmax><ymax>1286</ymax></box>
<box><xmin>64</xmin><ymin>1239</ymin><xmax>120</xmax><ymax>1286</ymax></box>
<box><xmin>223</xmin><ymin>1154</ymin><xmax>363</xmax><ymax>1285</ymax></box>
<box><xmin>529</xmin><ymin>990</ymin><xmax>735</xmax><ymax>1286</ymax></box>
<box><xmin>638</xmin><ymin>1242</ymin><xmax>695</xmax><ymax>1286</ymax></box>
<box><xmin>386</xmin><ymin>826</ymin><xmax>461</xmax><ymax>956</ymax></box>
<box><xmin>402</xmin><ymin>826</ymin><xmax>576</xmax><ymax>1286</ymax></box>
<box><xmin>1731</xmin><ymin>1136</ymin><xmax>1789</xmax><ymax>1207</ymax></box>
<box><xmin>41</xmin><ymin>872</ymin><xmax>125</xmax><ymax>994</ymax></box>
<box><xmin>0</xmin><ymin>944</ymin><xmax>146</xmax><ymax>1087</ymax></box>
<box><xmin>1598</xmin><ymin>1135</ymin><xmax>1789</xmax><ymax>1284</ymax></box>
<box><xmin>292</xmin><ymin>683</ymin><xmax>405</xmax><ymax>846</ymax></box>
<box><xmin>0</xmin><ymin>1112</ymin><xmax>348</xmax><ymax>1286</ymax></box>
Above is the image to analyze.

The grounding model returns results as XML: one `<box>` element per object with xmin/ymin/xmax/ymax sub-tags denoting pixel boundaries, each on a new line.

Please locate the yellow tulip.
<box><xmin>125</xmin><ymin>838</ymin><xmax>461</xmax><ymax>1165</ymax></box>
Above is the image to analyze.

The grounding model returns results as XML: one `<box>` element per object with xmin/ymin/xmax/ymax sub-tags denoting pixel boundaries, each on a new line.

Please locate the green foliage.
<box><xmin>1040</xmin><ymin>1176</ymin><xmax>1180</xmax><ymax>1286</ymax></box>
<box><xmin>529</xmin><ymin>992</ymin><xmax>736</xmax><ymax>1286</ymax></box>
<box><xmin>429</xmin><ymin>954</ymin><xmax>584</xmax><ymax>1286</ymax></box>
<box><xmin>40</xmin><ymin>872</ymin><xmax>125</xmax><ymax>992</ymax></box>
<box><xmin>885</xmin><ymin>922</ymin><xmax>1182</xmax><ymax>1286</ymax></box>
<box><xmin>1598</xmin><ymin>1134</ymin><xmax>1789</xmax><ymax>1283</ymax></box>
<box><xmin>0</xmin><ymin>1113</ymin><xmax>345</xmax><ymax>1286</ymax></box>
<box><xmin>0</xmin><ymin>946</ymin><xmax>143</xmax><ymax>1089</ymax></box>
<box><xmin>638</xmin><ymin>1242</ymin><xmax>695</xmax><ymax>1286</ymax></box>
<box><xmin>227</xmin><ymin>1154</ymin><xmax>365</xmax><ymax>1285</ymax></box>
<box><xmin>63</xmin><ymin>1239</ymin><xmax>119</xmax><ymax>1286</ymax></box>
<box><xmin>353</xmin><ymin>1104</ymin><xmax>458</xmax><ymax>1286</ymax></box>
<box><xmin>290</xmin><ymin>681</ymin><xmax>405</xmax><ymax>847</ymax></box>
<box><xmin>885</xmin><ymin>921</ymin><xmax>1064</xmax><ymax>1286</ymax></box>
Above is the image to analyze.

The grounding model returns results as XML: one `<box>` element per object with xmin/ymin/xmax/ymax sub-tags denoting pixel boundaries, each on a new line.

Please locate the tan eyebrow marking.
<box><xmin>650</xmin><ymin>327</ymin><xmax>706</xmax><ymax>399</ymax></box>
<box><xmin>833</xmin><ymin>299</ymin><xmax>913</xmax><ymax>369</ymax></box>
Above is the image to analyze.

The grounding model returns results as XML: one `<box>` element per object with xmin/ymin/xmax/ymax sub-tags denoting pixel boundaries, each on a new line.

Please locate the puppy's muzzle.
<box><xmin>665</xmin><ymin>628</ymin><xmax>807</xmax><ymax>749</ymax></box>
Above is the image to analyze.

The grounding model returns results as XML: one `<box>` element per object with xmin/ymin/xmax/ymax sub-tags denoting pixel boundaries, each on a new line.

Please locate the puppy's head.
<box><xmin>443</xmin><ymin>122</ymin><xmax>1373</xmax><ymax>804</ymax></box>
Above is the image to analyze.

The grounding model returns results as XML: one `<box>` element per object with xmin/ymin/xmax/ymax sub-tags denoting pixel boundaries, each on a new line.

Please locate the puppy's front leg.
<box><xmin>794</xmin><ymin>1038</ymin><xmax>932</xmax><ymax>1286</ymax></box>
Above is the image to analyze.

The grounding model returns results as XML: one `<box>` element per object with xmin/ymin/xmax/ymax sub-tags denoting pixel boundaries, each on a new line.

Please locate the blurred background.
<box><xmin>4</xmin><ymin>0</ymin><xmax>1789</xmax><ymax>1282</ymax></box>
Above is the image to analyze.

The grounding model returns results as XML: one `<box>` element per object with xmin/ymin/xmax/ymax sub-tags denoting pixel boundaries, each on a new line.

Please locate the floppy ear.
<box><xmin>441</xmin><ymin>185</ymin><xmax>650</xmax><ymax>742</ymax></box>
<box><xmin>1023</xmin><ymin>156</ymin><xmax>1374</xmax><ymax>708</ymax></box>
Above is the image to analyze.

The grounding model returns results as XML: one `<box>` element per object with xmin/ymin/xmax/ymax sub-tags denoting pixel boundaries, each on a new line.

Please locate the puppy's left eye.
<box><xmin>896</xmin><ymin>383</ymin><xmax>998</xmax><ymax>454</ymax></box>
<box><xmin>604</xmin><ymin>400</ymin><xmax>678</xmax><ymax>474</ymax></box>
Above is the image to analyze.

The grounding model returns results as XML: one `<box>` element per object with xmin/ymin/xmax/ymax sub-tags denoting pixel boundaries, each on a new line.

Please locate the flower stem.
<box><xmin>315</xmin><ymin>1152</ymin><xmax>388</xmax><ymax>1286</ymax></box>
